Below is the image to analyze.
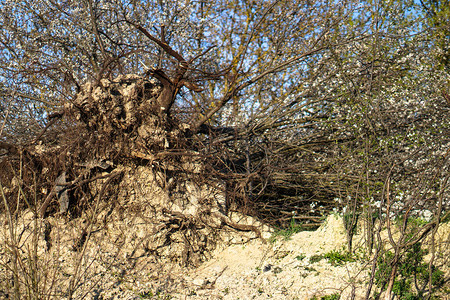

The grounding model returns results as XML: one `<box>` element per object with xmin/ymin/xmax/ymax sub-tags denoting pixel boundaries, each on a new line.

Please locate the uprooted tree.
<box><xmin>0</xmin><ymin>0</ymin><xmax>357</xmax><ymax>226</ymax></box>
<box><xmin>1</xmin><ymin>2</ymin><xmax>344</xmax><ymax>275</ymax></box>
<box><xmin>1</xmin><ymin>0</ymin><xmax>449</xmax><ymax>227</ymax></box>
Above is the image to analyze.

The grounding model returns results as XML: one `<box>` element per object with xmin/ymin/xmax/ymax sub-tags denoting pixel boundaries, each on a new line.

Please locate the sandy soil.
<box><xmin>1</xmin><ymin>212</ymin><xmax>449</xmax><ymax>300</ymax></box>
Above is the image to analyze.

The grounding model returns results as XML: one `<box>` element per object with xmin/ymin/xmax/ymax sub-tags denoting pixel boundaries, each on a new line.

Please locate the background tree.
<box><xmin>420</xmin><ymin>0</ymin><xmax>450</xmax><ymax>68</ymax></box>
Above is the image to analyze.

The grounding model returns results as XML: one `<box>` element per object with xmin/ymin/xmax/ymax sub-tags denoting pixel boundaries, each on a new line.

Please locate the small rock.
<box><xmin>192</xmin><ymin>278</ymin><xmax>205</xmax><ymax>286</ymax></box>
<box><xmin>263</xmin><ymin>264</ymin><xmax>272</xmax><ymax>272</ymax></box>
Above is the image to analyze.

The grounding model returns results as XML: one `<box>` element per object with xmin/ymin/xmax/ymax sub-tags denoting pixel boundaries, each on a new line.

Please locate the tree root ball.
<box><xmin>66</xmin><ymin>74</ymin><xmax>187</xmax><ymax>155</ymax></box>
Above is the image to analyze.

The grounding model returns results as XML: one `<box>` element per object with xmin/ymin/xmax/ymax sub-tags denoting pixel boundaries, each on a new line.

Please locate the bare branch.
<box><xmin>126</xmin><ymin>20</ymin><xmax>186</xmax><ymax>64</ymax></box>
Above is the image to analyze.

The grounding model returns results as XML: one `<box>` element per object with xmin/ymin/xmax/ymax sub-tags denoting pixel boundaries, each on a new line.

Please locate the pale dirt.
<box><xmin>2</xmin><ymin>210</ymin><xmax>449</xmax><ymax>300</ymax></box>
<box><xmin>184</xmin><ymin>214</ymin><xmax>371</xmax><ymax>300</ymax></box>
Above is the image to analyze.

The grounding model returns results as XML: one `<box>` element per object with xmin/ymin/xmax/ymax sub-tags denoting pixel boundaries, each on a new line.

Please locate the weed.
<box><xmin>269</xmin><ymin>218</ymin><xmax>304</xmax><ymax>242</ymax></box>
<box><xmin>323</xmin><ymin>249</ymin><xmax>356</xmax><ymax>266</ymax></box>
<box><xmin>373</xmin><ymin>242</ymin><xmax>445</xmax><ymax>299</ymax></box>
<box><xmin>275</xmin><ymin>250</ymin><xmax>290</xmax><ymax>259</ymax></box>
<box><xmin>310</xmin><ymin>293</ymin><xmax>340</xmax><ymax>300</ymax></box>
<box><xmin>321</xmin><ymin>293</ymin><xmax>340</xmax><ymax>300</ymax></box>
<box><xmin>308</xmin><ymin>249</ymin><xmax>356</xmax><ymax>266</ymax></box>
<box><xmin>296</xmin><ymin>253</ymin><xmax>306</xmax><ymax>260</ymax></box>
<box><xmin>310</xmin><ymin>254</ymin><xmax>324</xmax><ymax>264</ymax></box>
<box><xmin>138</xmin><ymin>291</ymin><xmax>154</xmax><ymax>298</ymax></box>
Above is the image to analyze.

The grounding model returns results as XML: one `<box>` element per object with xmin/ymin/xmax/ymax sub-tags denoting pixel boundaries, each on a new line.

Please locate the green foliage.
<box><xmin>310</xmin><ymin>293</ymin><xmax>340</xmax><ymax>300</ymax></box>
<box><xmin>419</xmin><ymin>0</ymin><xmax>450</xmax><ymax>68</ymax></box>
<box><xmin>440</xmin><ymin>211</ymin><xmax>450</xmax><ymax>223</ymax></box>
<box><xmin>309</xmin><ymin>254</ymin><xmax>324</xmax><ymax>264</ymax></box>
<box><xmin>296</xmin><ymin>253</ymin><xmax>306</xmax><ymax>261</ymax></box>
<box><xmin>269</xmin><ymin>218</ymin><xmax>304</xmax><ymax>242</ymax></box>
<box><xmin>394</xmin><ymin>216</ymin><xmax>429</xmax><ymax>229</ymax></box>
<box><xmin>373</xmin><ymin>243</ymin><xmax>445</xmax><ymax>299</ymax></box>
<box><xmin>343</xmin><ymin>211</ymin><xmax>359</xmax><ymax>237</ymax></box>
<box><xmin>309</xmin><ymin>249</ymin><xmax>357</xmax><ymax>266</ymax></box>
<box><xmin>323</xmin><ymin>249</ymin><xmax>356</xmax><ymax>266</ymax></box>
<box><xmin>321</xmin><ymin>294</ymin><xmax>340</xmax><ymax>300</ymax></box>
<box><xmin>138</xmin><ymin>291</ymin><xmax>154</xmax><ymax>298</ymax></box>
